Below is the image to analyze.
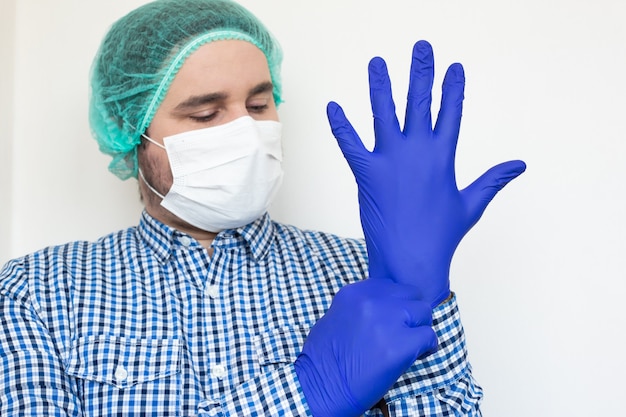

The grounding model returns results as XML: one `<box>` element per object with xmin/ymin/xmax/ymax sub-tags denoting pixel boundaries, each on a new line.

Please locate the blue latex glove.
<box><xmin>294</xmin><ymin>279</ymin><xmax>437</xmax><ymax>417</ymax></box>
<box><xmin>327</xmin><ymin>40</ymin><xmax>526</xmax><ymax>307</ymax></box>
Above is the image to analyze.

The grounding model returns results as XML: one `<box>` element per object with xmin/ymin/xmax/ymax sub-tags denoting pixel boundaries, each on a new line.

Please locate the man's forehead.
<box><xmin>164</xmin><ymin>40</ymin><xmax>272</xmax><ymax>105</ymax></box>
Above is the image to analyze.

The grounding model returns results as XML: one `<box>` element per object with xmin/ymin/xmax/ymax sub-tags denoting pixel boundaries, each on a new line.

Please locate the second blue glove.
<box><xmin>295</xmin><ymin>279</ymin><xmax>437</xmax><ymax>417</ymax></box>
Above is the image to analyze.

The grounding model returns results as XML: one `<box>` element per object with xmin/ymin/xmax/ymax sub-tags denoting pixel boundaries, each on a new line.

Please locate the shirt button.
<box><xmin>114</xmin><ymin>366</ymin><xmax>128</xmax><ymax>381</ymax></box>
<box><xmin>206</xmin><ymin>285</ymin><xmax>219</xmax><ymax>299</ymax></box>
<box><xmin>180</xmin><ymin>236</ymin><xmax>192</xmax><ymax>247</ymax></box>
<box><xmin>212</xmin><ymin>364</ymin><xmax>228</xmax><ymax>380</ymax></box>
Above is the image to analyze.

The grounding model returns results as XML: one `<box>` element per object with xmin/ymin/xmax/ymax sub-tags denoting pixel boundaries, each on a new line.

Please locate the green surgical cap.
<box><xmin>89</xmin><ymin>0</ymin><xmax>283</xmax><ymax>180</ymax></box>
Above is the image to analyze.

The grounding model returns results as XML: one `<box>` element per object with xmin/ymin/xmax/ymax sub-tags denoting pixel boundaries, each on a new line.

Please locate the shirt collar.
<box><xmin>231</xmin><ymin>212</ymin><xmax>275</xmax><ymax>261</ymax></box>
<box><xmin>137</xmin><ymin>210</ymin><xmax>275</xmax><ymax>263</ymax></box>
<box><xmin>136</xmin><ymin>210</ymin><xmax>177</xmax><ymax>263</ymax></box>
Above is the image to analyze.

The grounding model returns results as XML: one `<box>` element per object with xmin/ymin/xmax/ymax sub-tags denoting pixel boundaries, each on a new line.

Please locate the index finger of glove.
<box><xmin>369</xmin><ymin>57</ymin><xmax>401</xmax><ymax>153</ymax></box>
<box><xmin>396</xmin><ymin>325</ymin><xmax>439</xmax><ymax>365</ymax></box>
<box><xmin>402</xmin><ymin>299</ymin><xmax>433</xmax><ymax>328</ymax></box>
<box><xmin>434</xmin><ymin>63</ymin><xmax>465</xmax><ymax>149</ymax></box>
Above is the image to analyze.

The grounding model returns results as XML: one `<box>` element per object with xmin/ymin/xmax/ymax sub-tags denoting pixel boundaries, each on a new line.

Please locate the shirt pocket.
<box><xmin>65</xmin><ymin>336</ymin><xmax>182</xmax><ymax>416</ymax></box>
<box><xmin>255</xmin><ymin>325</ymin><xmax>310</xmax><ymax>370</ymax></box>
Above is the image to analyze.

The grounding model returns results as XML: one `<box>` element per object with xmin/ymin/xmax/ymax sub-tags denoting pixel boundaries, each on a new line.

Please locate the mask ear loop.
<box><xmin>137</xmin><ymin>133</ymin><xmax>167</xmax><ymax>199</ymax></box>
<box><xmin>138</xmin><ymin>168</ymin><xmax>166</xmax><ymax>200</ymax></box>
<box><xmin>141</xmin><ymin>133</ymin><xmax>166</xmax><ymax>150</ymax></box>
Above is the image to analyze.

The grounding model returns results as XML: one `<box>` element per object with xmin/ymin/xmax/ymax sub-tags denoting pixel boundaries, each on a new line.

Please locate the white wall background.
<box><xmin>0</xmin><ymin>0</ymin><xmax>16</xmax><ymax>267</ymax></box>
<box><xmin>2</xmin><ymin>0</ymin><xmax>625</xmax><ymax>415</ymax></box>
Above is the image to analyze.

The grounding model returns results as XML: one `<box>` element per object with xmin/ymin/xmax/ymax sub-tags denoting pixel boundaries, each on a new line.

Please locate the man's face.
<box><xmin>138</xmin><ymin>39</ymin><xmax>279</xmax><ymax>224</ymax></box>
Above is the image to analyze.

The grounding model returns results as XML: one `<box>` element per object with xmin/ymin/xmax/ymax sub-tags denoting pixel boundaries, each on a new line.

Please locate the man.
<box><xmin>0</xmin><ymin>0</ymin><xmax>525</xmax><ymax>416</ymax></box>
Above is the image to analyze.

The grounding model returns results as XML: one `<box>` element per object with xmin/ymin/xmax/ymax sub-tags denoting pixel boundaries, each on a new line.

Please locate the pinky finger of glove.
<box><xmin>327</xmin><ymin>101</ymin><xmax>370</xmax><ymax>175</ymax></box>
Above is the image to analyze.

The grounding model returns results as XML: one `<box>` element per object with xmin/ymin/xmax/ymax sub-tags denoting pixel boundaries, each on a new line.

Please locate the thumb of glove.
<box><xmin>463</xmin><ymin>159</ymin><xmax>527</xmax><ymax>221</ymax></box>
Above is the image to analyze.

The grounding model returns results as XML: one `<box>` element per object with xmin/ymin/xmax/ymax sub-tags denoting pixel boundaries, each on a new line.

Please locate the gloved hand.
<box><xmin>295</xmin><ymin>279</ymin><xmax>437</xmax><ymax>417</ymax></box>
<box><xmin>327</xmin><ymin>40</ymin><xmax>526</xmax><ymax>307</ymax></box>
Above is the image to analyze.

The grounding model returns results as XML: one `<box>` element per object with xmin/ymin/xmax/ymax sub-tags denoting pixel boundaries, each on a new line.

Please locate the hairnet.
<box><xmin>89</xmin><ymin>0</ymin><xmax>283</xmax><ymax>180</ymax></box>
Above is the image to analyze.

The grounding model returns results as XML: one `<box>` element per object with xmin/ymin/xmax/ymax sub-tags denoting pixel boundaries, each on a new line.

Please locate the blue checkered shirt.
<box><xmin>0</xmin><ymin>211</ymin><xmax>482</xmax><ymax>416</ymax></box>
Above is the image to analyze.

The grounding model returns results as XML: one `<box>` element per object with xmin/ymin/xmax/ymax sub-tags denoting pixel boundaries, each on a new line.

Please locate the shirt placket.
<box><xmin>202</xmin><ymin>239</ymin><xmax>234</xmax><ymax>401</ymax></box>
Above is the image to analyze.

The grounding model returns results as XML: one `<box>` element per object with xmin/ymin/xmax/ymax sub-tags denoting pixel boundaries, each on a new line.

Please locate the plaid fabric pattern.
<box><xmin>0</xmin><ymin>211</ymin><xmax>482</xmax><ymax>416</ymax></box>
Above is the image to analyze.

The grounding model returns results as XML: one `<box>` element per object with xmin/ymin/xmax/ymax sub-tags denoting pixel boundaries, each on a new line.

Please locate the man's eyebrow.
<box><xmin>173</xmin><ymin>82</ymin><xmax>273</xmax><ymax>112</ymax></box>
<box><xmin>174</xmin><ymin>92</ymin><xmax>227</xmax><ymax>112</ymax></box>
<box><xmin>249</xmin><ymin>81</ymin><xmax>274</xmax><ymax>96</ymax></box>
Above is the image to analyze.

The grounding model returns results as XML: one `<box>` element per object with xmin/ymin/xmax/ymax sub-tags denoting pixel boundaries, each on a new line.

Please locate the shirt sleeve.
<box><xmin>0</xmin><ymin>261</ymin><xmax>83</xmax><ymax>417</ymax></box>
<box><xmin>367</xmin><ymin>293</ymin><xmax>483</xmax><ymax>417</ymax></box>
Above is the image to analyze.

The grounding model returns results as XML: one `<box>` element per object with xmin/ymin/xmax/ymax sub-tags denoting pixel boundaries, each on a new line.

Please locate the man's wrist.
<box><xmin>436</xmin><ymin>291</ymin><xmax>454</xmax><ymax>307</ymax></box>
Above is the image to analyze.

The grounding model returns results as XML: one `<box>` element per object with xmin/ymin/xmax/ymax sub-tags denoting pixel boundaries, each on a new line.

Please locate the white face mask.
<box><xmin>140</xmin><ymin>116</ymin><xmax>283</xmax><ymax>233</ymax></box>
